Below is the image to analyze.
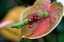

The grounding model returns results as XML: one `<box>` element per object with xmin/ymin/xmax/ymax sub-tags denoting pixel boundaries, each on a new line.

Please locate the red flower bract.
<box><xmin>20</xmin><ymin>0</ymin><xmax>63</xmax><ymax>39</ymax></box>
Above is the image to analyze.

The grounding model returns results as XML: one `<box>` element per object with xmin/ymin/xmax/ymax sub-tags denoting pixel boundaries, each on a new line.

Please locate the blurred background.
<box><xmin>0</xmin><ymin>0</ymin><xmax>64</xmax><ymax>42</ymax></box>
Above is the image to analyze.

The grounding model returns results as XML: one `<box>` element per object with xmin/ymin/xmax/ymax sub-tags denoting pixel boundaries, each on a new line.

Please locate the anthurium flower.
<box><xmin>11</xmin><ymin>0</ymin><xmax>63</xmax><ymax>39</ymax></box>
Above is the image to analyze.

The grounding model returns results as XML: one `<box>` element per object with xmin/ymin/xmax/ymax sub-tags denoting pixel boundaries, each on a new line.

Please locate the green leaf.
<box><xmin>44</xmin><ymin>31</ymin><xmax>57</xmax><ymax>42</ymax></box>
<box><xmin>56</xmin><ymin>17</ymin><xmax>64</xmax><ymax>33</ymax></box>
<box><xmin>51</xmin><ymin>0</ymin><xmax>56</xmax><ymax>3</ymax></box>
<box><xmin>22</xmin><ymin>39</ymin><xmax>32</xmax><ymax>42</ymax></box>
<box><xmin>57</xmin><ymin>33</ymin><xmax>64</xmax><ymax>42</ymax></box>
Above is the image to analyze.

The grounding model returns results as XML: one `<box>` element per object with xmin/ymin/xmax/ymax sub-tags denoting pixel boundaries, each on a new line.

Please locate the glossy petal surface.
<box><xmin>20</xmin><ymin>0</ymin><xmax>63</xmax><ymax>39</ymax></box>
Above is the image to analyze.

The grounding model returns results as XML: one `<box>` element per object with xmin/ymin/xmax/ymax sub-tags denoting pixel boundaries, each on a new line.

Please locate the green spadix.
<box><xmin>11</xmin><ymin>19</ymin><xmax>29</xmax><ymax>29</ymax></box>
<box><xmin>11</xmin><ymin>11</ymin><xmax>49</xmax><ymax>29</ymax></box>
<box><xmin>37</xmin><ymin>11</ymin><xmax>49</xmax><ymax>18</ymax></box>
